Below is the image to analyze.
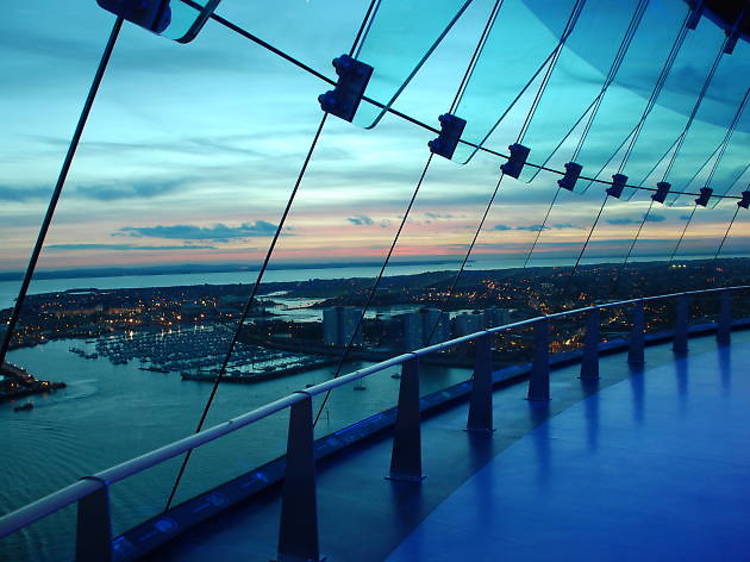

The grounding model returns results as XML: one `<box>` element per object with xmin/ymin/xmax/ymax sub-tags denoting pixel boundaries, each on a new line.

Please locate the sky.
<box><xmin>1</xmin><ymin>0</ymin><xmax>748</xmax><ymax>275</ymax></box>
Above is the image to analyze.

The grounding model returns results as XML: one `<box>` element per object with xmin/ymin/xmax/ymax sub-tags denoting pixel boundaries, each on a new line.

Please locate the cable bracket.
<box><xmin>558</xmin><ymin>161</ymin><xmax>583</xmax><ymax>191</ymax></box>
<box><xmin>501</xmin><ymin>143</ymin><xmax>530</xmax><ymax>179</ymax></box>
<box><xmin>428</xmin><ymin>114</ymin><xmax>467</xmax><ymax>160</ymax></box>
<box><xmin>97</xmin><ymin>0</ymin><xmax>171</xmax><ymax>33</ymax></box>
<box><xmin>695</xmin><ymin>187</ymin><xmax>713</xmax><ymax>207</ymax></box>
<box><xmin>319</xmin><ymin>55</ymin><xmax>373</xmax><ymax>122</ymax></box>
<box><xmin>652</xmin><ymin>181</ymin><xmax>671</xmax><ymax>204</ymax></box>
<box><xmin>606</xmin><ymin>173</ymin><xmax>628</xmax><ymax>199</ymax></box>
<box><xmin>686</xmin><ymin>1</ymin><xmax>704</xmax><ymax>30</ymax></box>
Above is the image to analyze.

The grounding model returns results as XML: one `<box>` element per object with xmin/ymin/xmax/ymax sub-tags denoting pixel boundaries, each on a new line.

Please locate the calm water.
<box><xmin>0</xmin><ymin>338</ymin><xmax>470</xmax><ymax>561</ymax></box>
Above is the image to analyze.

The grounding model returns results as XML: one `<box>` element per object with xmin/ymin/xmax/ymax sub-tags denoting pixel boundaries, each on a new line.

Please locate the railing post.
<box><xmin>388</xmin><ymin>357</ymin><xmax>425</xmax><ymax>481</ymax></box>
<box><xmin>628</xmin><ymin>301</ymin><xmax>645</xmax><ymax>367</ymax></box>
<box><xmin>467</xmin><ymin>334</ymin><xmax>494</xmax><ymax>432</ymax></box>
<box><xmin>527</xmin><ymin>318</ymin><xmax>550</xmax><ymax>402</ymax></box>
<box><xmin>717</xmin><ymin>290</ymin><xmax>731</xmax><ymax>345</ymax></box>
<box><xmin>673</xmin><ymin>295</ymin><xmax>689</xmax><ymax>354</ymax></box>
<box><xmin>75</xmin><ymin>478</ymin><xmax>112</xmax><ymax>562</ymax></box>
<box><xmin>580</xmin><ymin>308</ymin><xmax>600</xmax><ymax>381</ymax></box>
<box><xmin>277</xmin><ymin>393</ymin><xmax>322</xmax><ymax>562</ymax></box>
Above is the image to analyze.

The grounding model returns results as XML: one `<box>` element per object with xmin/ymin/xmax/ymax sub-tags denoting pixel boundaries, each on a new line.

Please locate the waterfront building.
<box><xmin>483</xmin><ymin>307</ymin><xmax>512</xmax><ymax>329</ymax></box>
<box><xmin>401</xmin><ymin>311</ymin><xmax>422</xmax><ymax>352</ymax></box>
<box><xmin>454</xmin><ymin>311</ymin><xmax>484</xmax><ymax>336</ymax></box>
<box><xmin>322</xmin><ymin>306</ymin><xmax>362</xmax><ymax>347</ymax></box>
<box><xmin>401</xmin><ymin>308</ymin><xmax>451</xmax><ymax>350</ymax></box>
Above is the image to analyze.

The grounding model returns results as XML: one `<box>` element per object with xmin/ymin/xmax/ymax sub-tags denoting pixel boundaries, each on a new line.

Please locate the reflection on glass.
<box><xmin>666</xmin><ymin>44</ymin><xmax>750</xmax><ymax>207</ymax></box>
<box><xmin>452</xmin><ymin>0</ymin><xmax>575</xmax><ymax>163</ymax></box>
<box><xmin>517</xmin><ymin>0</ymin><xmax>649</xmax><ymax>183</ymax></box>
<box><xmin>586</xmin><ymin>15</ymin><xmax>725</xmax><ymax>201</ymax></box>
<box><xmin>573</xmin><ymin>0</ymin><xmax>691</xmax><ymax>196</ymax></box>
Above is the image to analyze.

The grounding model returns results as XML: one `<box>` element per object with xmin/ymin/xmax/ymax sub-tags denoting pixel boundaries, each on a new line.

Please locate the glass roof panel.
<box><xmin>664</xmin><ymin>39</ymin><xmax>750</xmax><ymax>207</ymax></box>
<box><xmin>586</xmin><ymin>15</ymin><xmax>726</xmax><ymax>201</ymax></box>
<box><xmin>572</xmin><ymin>0</ymin><xmax>692</xmax><ymax>197</ymax></box>
<box><xmin>516</xmin><ymin>0</ymin><xmax>647</xmax><ymax>182</ymax></box>
<box><xmin>352</xmin><ymin>0</ymin><xmax>475</xmax><ymax>128</ymax></box>
<box><xmin>451</xmin><ymin>0</ymin><xmax>575</xmax><ymax>163</ymax></box>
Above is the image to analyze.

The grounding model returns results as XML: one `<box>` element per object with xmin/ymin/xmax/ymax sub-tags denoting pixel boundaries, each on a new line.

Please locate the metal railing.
<box><xmin>0</xmin><ymin>285</ymin><xmax>747</xmax><ymax>561</ymax></box>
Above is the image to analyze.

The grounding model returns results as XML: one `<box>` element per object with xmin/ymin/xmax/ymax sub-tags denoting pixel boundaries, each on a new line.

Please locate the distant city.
<box><xmin>2</xmin><ymin>258</ymin><xmax>748</xmax><ymax>402</ymax></box>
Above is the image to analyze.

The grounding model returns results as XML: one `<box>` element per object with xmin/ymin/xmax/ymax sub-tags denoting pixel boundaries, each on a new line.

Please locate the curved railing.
<box><xmin>1</xmin><ymin>285</ymin><xmax>748</xmax><ymax>561</ymax></box>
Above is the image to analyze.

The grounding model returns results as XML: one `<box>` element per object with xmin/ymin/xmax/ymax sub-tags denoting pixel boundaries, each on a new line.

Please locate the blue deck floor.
<box><xmin>150</xmin><ymin>332</ymin><xmax>750</xmax><ymax>561</ymax></box>
<box><xmin>388</xmin><ymin>343</ymin><xmax>750</xmax><ymax>561</ymax></box>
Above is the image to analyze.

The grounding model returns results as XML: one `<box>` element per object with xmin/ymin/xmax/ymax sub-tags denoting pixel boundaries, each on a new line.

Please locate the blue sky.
<box><xmin>1</xmin><ymin>0</ymin><xmax>748</xmax><ymax>273</ymax></box>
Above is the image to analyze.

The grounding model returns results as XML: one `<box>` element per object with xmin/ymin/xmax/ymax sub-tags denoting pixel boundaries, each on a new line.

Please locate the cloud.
<box><xmin>34</xmin><ymin>134</ymin><xmax>265</xmax><ymax>159</ymax></box>
<box><xmin>73</xmin><ymin>179</ymin><xmax>184</xmax><ymax>201</ymax></box>
<box><xmin>0</xmin><ymin>27</ymin><xmax>250</xmax><ymax>76</ymax></box>
<box><xmin>46</xmin><ymin>244</ymin><xmax>215</xmax><ymax>252</ymax></box>
<box><xmin>0</xmin><ymin>184</ymin><xmax>51</xmax><ymax>202</ymax></box>
<box><xmin>118</xmin><ymin>221</ymin><xmax>279</xmax><ymax>242</ymax></box>
<box><xmin>0</xmin><ymin>178</ymin><xmax>193</xmax><ymax>203</ymax></box>
<box><xmin>645</xmin><ymin>213</ymin><xmax>667</xmax><ymax>222</ymax></box>
<box><xmin>493</xmin><ymin>223</ymin><xmax>576</xmax><ymax>232</ymax></box>
<box><xmin>347</xmin><ymin>215</ymin><xmax>375</xmax><ymax>226</ymax></box>
<box><xmin>680</xmin><ymin>214</ymin><xmax>693</xmax><ymax>220</ymax></box>
<box><xmin>424</xmin><ymin>212</ymin><xmax>457</xmax><ymax>219</ymax></box>
<box><xmin>607</xmin><ymin>213</ymin><xmax>668</xmax><ymax>225</ymax></box>
<box><xmin>515</xmin><ymin>224</ymin><xmax>548</xmax><ymax>232</ymax></box>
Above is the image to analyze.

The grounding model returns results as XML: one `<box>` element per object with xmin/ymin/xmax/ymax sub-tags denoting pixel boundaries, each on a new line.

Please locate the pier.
<box><xmin>0</xmin><ymin>362</ymin><xmax>66</xmax><ymax>403</ymax></box>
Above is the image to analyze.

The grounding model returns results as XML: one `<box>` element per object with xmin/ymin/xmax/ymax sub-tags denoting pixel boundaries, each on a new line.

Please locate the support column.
<box><xmin>580</xmin><ymin>308</ymin><xmax>600</xmax><ymax>381</ymax></box>
<box><xmin>628</xmin><ymin>301</ymin><xmax>645</xmax><ymax>367</ymax></box>
<box><xmin>673</xmin><ymin>295</ymin><xmax>690</xmax><ymax>354</ymax></box>
<box><xmin>76</xmin><ymin>479</ymin><xmax>111</xmax><ymax>562</ymax></box>
<box><xmin>277</xmin><ymin>394</ymin><xmax>322</xmax><ymax>562</ymax></box>
<box><xmin>717</xmin><ymin>290</ymin><xmax>732</xmax><ymax>346</ymax></box>
<box><xmin>527</xmin><ymin>318</ymin><xmax>550</xmax><ymax>401</ymax></box>
<box><xmin>467</xmin><ymin>334</ymin><xmax>494</xmax><ymax>432</ymax></box>
<box><xmin>388</xmin><ymin>357</ymin><xmax>424</xmax><ymax>482</ymax></box>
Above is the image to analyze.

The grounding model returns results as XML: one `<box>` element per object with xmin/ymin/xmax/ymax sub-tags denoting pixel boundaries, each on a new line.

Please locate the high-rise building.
<box><xmin>322</xmin><ymin>306</ymin><xmax>362</xmax><ymax>347</ymax></box>
<box><xmin>421</xmin><ymin>308</ymin><xmax>450</xmax><ymax>345</ymax></box>
<box><xmin>402</xmin><ymin>311</ymin><xmax>423</xmax><ymax>352</ymax></box>
<box><xmin>483</xmin><ymin>307</ymin><xmax>512</xmax><ymax>329</ymax></box>
<box><xmin>454</xmin><ymin>311</ymin><xmax>484</xmax><ymax>337</ymax></box>
<box><xmin>400</xmin><ymin>308</ymin><xmax>451</xmax><ymax>350</ymax></box>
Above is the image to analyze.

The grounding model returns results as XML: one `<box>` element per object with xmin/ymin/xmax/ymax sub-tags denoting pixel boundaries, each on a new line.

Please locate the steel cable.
<box><xmin>311</xmin><ymin>0</ymin><xmax>508</xmax><ymax>425</ymax></box>
<box><xmin>0</xmin><ymin>17</ymin><xmax>124</xmax><ymax>367</ymax></box>
<box><xmin>522</xmin><ymin>0</ymin><xmax>649</xmax><ymax>267</ymax></box>
<box><xmin>164</xmin><ymin>0</ymin><xmax>380</xmax><ymax>510</ymax></box>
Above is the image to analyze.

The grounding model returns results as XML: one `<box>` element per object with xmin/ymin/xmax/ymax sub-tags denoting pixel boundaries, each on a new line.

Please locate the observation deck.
<box><xmin>2</xmin><ymin>287</ymin><xmax>749</xmax><ymax>561</ymax></box>
<box><xmin>148</xmin><ymin>329</ymin><xmax>750</xmax><ymax>561</ymax></box>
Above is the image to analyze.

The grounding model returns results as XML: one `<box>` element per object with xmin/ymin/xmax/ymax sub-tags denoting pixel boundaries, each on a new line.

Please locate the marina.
<box><xmin>90</xmin><ymin>326</ymin><xmax>333</xmax><ymax>380</ymax></box>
